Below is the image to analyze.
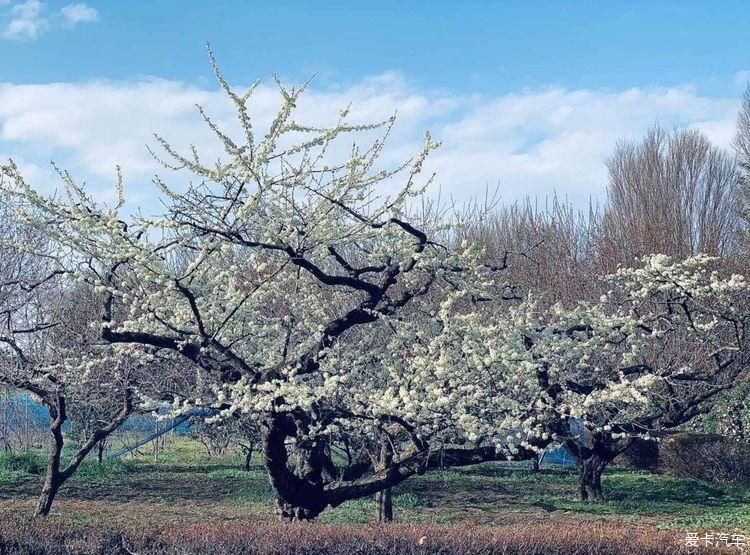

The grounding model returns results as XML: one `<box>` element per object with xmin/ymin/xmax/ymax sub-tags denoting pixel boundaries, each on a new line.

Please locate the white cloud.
<box><xmin>60</xmin><ymin>2</ymin><xmax>97</xmax><ymax>26</ymax></box>
<box><xmin>0</xmin><ymin>73</ymin><xmax>742</xmax><ymax>213</ymax></box>
<box><xmin>1</xmin><ymin>0</ymin><xmax>98</xmax><ymax>40</ymax></box>
<box><xmin>2</xmin><ymin>0</ymin><xmax>46</xmax><ymax>40</ymax></box>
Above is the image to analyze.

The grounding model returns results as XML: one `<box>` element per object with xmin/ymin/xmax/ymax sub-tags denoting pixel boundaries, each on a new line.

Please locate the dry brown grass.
<box><xmin>0</xmin><ymin>517</ymin><xmax>715</xmax><ymax>555</ymax></box>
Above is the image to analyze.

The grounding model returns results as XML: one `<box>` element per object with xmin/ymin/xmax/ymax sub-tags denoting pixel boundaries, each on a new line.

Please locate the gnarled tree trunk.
<box><xmin>566</xmin><ymin>432</ymin><xmax>631</xmax><ymax>503</ymax></box>
<box><xmin>261</xmin><ymin>411</ymin><xmax>547</xmax><ymax>521</ymax></box>
<box><xmin>576</xmin><ymin>452</ymin><xmax>606</xmax><ymax>502</ymax></box>
<box><xmin>261</xmin><ymin>413</ymin><xmax>329</xmax><ymax>521</ymax></box>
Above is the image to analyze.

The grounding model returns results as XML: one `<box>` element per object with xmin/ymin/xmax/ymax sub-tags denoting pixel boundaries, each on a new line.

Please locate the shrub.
<box><xmin>0</xmin><ymin>451</ymin><xmax>45</xmax><ymax>475</ymax></box>
<box><xmin>614</xmin><ymin>439</ymin><xmax>659</xmax><ymax>471</ymax></box>
<box><xmin>660</xmin><ymin>433</ymin><xmax>750</xmax><ymax>484</ymax></box>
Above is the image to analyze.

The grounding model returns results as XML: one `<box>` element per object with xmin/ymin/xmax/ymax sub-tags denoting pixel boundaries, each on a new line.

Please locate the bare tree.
<box><xmin>189</xmin><ymin>414</ymin><xmax>261</xmax><ymax>467</ymax></box>
<box><xmin>0</xmin><ymin>386</ymin><xmax>48</xmax><ymax>453</ymax></box>
<box><xmin>454</xmin><ymin>195</ymin><xmax>604</xmax><ymax>303</ymax></box>
<box><xmin>602</xmin><ymin>126</ymin><xmax>741</xmax><ymax>270</ymax></box>
<box><xmin>735</xmin><ymin>85</ymin><xmax>750</xmax><ymax>186</ymax></box>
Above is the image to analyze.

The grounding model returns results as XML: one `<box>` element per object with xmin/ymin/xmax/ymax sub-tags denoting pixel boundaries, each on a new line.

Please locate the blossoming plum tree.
<box><xmin>1</xmin><ymin>51</ymin><xmax>533</xmax><ymax>520</ymax></box>
<box><xmin>491</xmin><ymin>254</ymin><xmax>750</xmax><ymax>502</ymax></box>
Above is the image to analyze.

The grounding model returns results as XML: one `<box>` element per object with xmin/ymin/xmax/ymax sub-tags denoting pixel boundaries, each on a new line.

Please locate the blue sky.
<box><xmin>1</xmin><ymin>1</ymin><xmax>749</xmax><ymax>209</ymax></box>
<box><xmin>3</xmin><ymin>1</ymin><xmax>749</xmax><ymax>95</ymax></box>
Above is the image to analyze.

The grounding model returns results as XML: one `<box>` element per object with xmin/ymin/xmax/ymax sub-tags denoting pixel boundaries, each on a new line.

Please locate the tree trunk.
<box><xmin>260</xmin><ymin>412</ymin><xmax>539</xmax><ymax>521</ymax></box>
<box><xmin>577</xmin><ymin>453</ymin><xmax>606</xmax><ymax>502</ymax></box>
<box><xmin>374</xmin><ymin>433</ymin><xmax>394</xmax><ymax>523</ymax></box>
<box><xmin>35</xmin><ymin>400</ymin><xmax>65</xmax><ymax>517</ymax></box>
<box><xmin>97</xmin><ymin>440</ymin><xmax>105</xmax><ymax>464</ymax></box>
<box><xmin>376</xmin><ymin>487</ymin><xmax>393</xmax><ymax>523</ymax></box>
<box><xmin>566</xmin><ymin>432</ymin><xmax>630</xmax><ymax>504</ymax></box>
<box><xmin>244</xmin><ymin>444</ymin><xmax>253</xmax><ymax>471</ymax></box>
<box><xmin>261</xmin><ymin>413</ymin><xmax>328</xmax><ymax>522</ymax></box>
<box><xmin>34</xmin><ymin>390</ymin><xmax>133</xmax><ymax>517</ymax></box>
<box><xmin>35</xmin><ymin>471</ymin><xmax>63</xmax><ymax>517</ymax></box>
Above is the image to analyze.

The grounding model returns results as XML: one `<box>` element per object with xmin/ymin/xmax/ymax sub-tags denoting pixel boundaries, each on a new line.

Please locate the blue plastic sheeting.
<box><xmin>540</xmin><ymin>445</ymin><xmax>576</xmax><ymax>467</ymax></box>
<box><xmin>0</xmin><ymin>392</ymin><xmax>50</xmax><ymax>424</ymax></box>
<box><xmin>108</xmin><ymin>408</ymin><xmax>210</xmax><ymax>459</ymax></box>
<box><xmin>0</xmin><ymin>392</ymin><xmax>204</xmax><ymax>449</ymax></box>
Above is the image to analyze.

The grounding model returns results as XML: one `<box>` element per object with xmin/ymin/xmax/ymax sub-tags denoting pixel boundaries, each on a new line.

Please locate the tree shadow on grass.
<box><xmin>604</xmin><ymin>473</ymin><xmax>731</xmax><ymax>505</ymax></box>
<box><xmin>537</xmin><ymin>472</ymin><xmax>746</xmax><ymax>520</ymax></box>
<box><xmin>120</xmin><ymin>462</ymin><xmax>255</xmax><ymax>474</ymax></box>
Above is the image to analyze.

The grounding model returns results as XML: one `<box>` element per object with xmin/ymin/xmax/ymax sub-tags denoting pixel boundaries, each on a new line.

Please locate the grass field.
<box><xmin>0</xmin><ymin>437</ymin><xmax>747</xmax><ymax>553</ymax></box>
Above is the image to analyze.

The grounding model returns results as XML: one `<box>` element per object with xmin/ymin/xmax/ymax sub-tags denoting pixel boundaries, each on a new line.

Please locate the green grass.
<box><xmin>0</xmin><ymin>437</ymin><xmax>747</xmax><ymax>533</ymax></box>
<box><xmin>0</xmin><ymin>451</ymin><xmax>45</xmax><ymax>475</ymax></box>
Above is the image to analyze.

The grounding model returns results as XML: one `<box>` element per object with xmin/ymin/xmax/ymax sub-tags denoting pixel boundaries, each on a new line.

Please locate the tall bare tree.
<box><xmin>602</xmin><ymin>126</ymin><xmax>741</xmax><ymax>270</ymax></box>
<box><xmin>735</xmin><ymin>85</ymin><xmax>750</xmax><ymax>185</ymax></box>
